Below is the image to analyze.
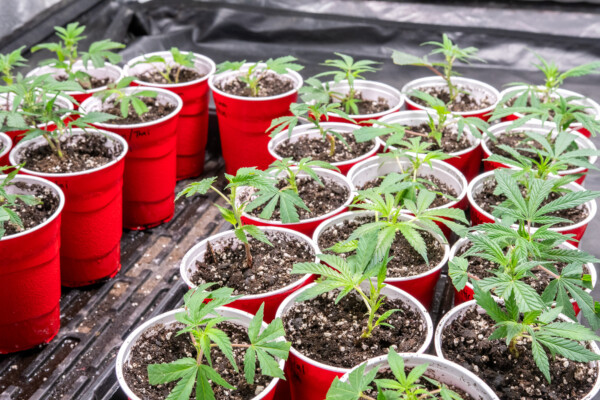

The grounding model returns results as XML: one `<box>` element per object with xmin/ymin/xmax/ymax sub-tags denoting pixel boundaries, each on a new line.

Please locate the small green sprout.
<box><xmin>133</xmin><ymin>47</ymin><xmax>196</xmax><ymax>84</ymax></box>
<box><xmin>0</xmin><ymin>164</ymin><xmax>42</xmax><ymax>238</ymax></box>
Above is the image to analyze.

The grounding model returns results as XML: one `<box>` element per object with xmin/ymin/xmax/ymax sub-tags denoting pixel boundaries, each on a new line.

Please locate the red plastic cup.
<box><xmin>268</xmin><ymin>122</ymin><xmax>378</xmax><ymax>176</ymax></box>
<box><xmin>402</xmin><ymin>76</ymin><xmax>499</xmax><ymax>121</ymax></box>
<box><xmin>313</xmin><ymin>210</ymin><xmax>450</xmax><ymax>309</ymax></box>
<box><xmin>377</xmin><ymin>110</ymin><xmax>483</xmax><ymax>181</ymax></box>
<box><xmin>482</xmin><ymin>121</ymin><xmax>596</xmax><ymax>185</ymax></box>
<box><xmin>27</xmin><ymin>61</ymin><xmax>124</xmax><ymax>108</ymax></box>
<box><xmin>239</xmin><ymin>168</ymin><xmax>353</xmax><ymax>237</ymax></box>
<box><xmin>0</xmin><ymin>132</ymin><xmax>11</xmax><ymax>166</ymax></box>
<box><xmin>116</xmin><ymin>307</ymin><xmax>285</xmax><ymax>400</ymax></box>
<box><xmin>80</xmin><ymin>87</ymin><xmax>183</xmax><ymax>230</ymax></box>
<box><xmin>209</xmin><ymin>63</ymin><xmax>303</xmax><ymax>175</ymax></box>
<box><xmin>10</xmin><ymin>129</ymin><xmax>128</xmax><ymax>287</ymax></box>
<box><xmin>124</xmin><ymin>52</ymin><xmax>217</xmax><ymax>180</ymax></box>
<box><xmin>180</xmin><ymin>226</ymin><xmax>318</xmax><ymax>322</ymax></box>
<box><xmin>2</xmin><ymin>93</ymin><xmax>74</xmax><ymax>149</ymax></box>
<box><xmin>497</xmin><ymin>86</ymin><xmax>600</xmax><ymax>138</ymax></box>
<box><xmin>0</xmin><ymin>175</ymin><xmax>64</xmax><ymax>353</ymax></box>
<box><xmin>467</xmin><ymin>170</ymin><xmax>597</xmax><ymax>247</ymax></box>
<box><xmin>323</xmin><ymin>80</ymin><xmax>405</xmax><ymax>125</ymax></box>
<box><xmin>275</xmin><ymin>282</ymin><xmax>433</xmax><ymax>400</ymax></box>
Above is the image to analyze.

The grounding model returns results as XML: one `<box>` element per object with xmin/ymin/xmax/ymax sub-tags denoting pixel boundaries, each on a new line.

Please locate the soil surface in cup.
<box><xmin>244</xmin><ymin>176</ymin><xmax>349</xmax><ymax>221</ymax></box>
<box><xmin>283</xmin><ymin>290</ymin><xmax>427</xmax><ymax>368</ymax></box>
<box><xmin>473</xmin><ymin>178</ymin><xmax>589</xmax><ymax>227</ymax></box>
<box><xmin>317</xmin><ymin>216</ymin><xmax>445</xmax><ymax>277</ymax></box>
<box><xmin>123</xmin><ymin>321</ymin><xmax>272</xmax><ymax>400</ymax></box>
<box><xmin>441</xmin><ymin>305</ymin><xmax>598</xmax><ymax>400</ymax></box>
<box><xmin>333</xmin><ymin>92</ymin><xmax>390</xmax><ymax>115</ymax></box>
<box><xmin>4</xmin><ymin>181</ymin><xmax>60</xmax><ymax>236</ymax></box>
<box><xmin>56</xmin><ymin>74</ymin><xmax>112</xmax><ymax>90</ymax></box>
<box><xmin>487</xmin><ymin>131</ymin><xmax>581</xmax><ymax>170</ymax></box>
<box><xmin>384</xmin><ymin>122</ymin><xmax>472</xmax><ymax>154</ymax></box>
<box><xmin>358</xmin><ymin>174</ymin><xmax>458</xmax><ymax>208</ymax></box>
<box><xmin>190</xmin><ymin>231</ymin><xmax>315</xmax><ymax>295</ymax></box>
<box><xmin>363</xmin><ymin>368</ymin><xmax>474</xmax><ymax>400</ymax></box>
<box><xmin>18</xmin><ymin>133</ymin><xmax>123</xmax><ymax>173</ymax></box>
<box><xmin>409</xmin><ymin>84</ymin><xmax>493</xmax><ymax>112</ymax></box>
<box><xmin>102</xmin><ymin>96</ymin><xmax>176</xmax><ymax>125</ymax></box>
<box><xmin>456</xmin><ymin>242</ymin><xmax>590</xmax><ymax>296</ymax></box>
<box><xmin>136</xmin><ymin>66</ymin><xmax>204</xmax><ymax>84</ymax></box>
<box><xmin>274</xmin><ymin>131</ymin><xmax>374</xmax><ymax>163</ymax></box>
<box><xmin>217</xmin><ymin>71</ymin><xmax>294</xmax><ymax>97</ymax></box>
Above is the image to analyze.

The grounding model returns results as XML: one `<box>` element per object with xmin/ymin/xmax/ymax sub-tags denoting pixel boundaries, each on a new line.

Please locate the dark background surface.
<box><xmin>1</xmin><ymin>0</ymin><xmax>600</xmax><ymax>399</ymax></box>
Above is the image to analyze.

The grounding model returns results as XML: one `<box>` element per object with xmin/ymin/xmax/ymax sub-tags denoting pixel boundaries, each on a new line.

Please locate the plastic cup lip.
<box><xmin>467</xmin><ymin>169</ymin><xmax>598</xmax><ymax>233</ymax></box>
<box><xmin>0</xmin><ymin>132</ymin><xmax>12</xmax><ymax>159</ymax></box>
<box><xmin>9</xmin><ymin>128</ymin><xmax>129</xmax><ymax>178</ymax></box>
<box><xmin>325</xmin><ymin>79</ymin><xmax>405</xmax><ymax>119</ymax></box>
<box><xmin>238</xmin><ymin>167</ymin><xmax>354</xmax><ymax>226</ymax></box>
<box><xmin>0</xmin><ymin>174</ymin><xmax>65</xmax><ymax>242</ymax></box>
<box><xmin>377</xmin><ymin>110</ymin><xmax>482</xmax><ymax>157</ymax></box>
<box><xmin>26</xmin><ymin>61</ymin><xmax>125</xmax><ymax>96</ymax></box>
<box><xmin>208</xmin><ymin>62</ymin><xmax>303</xmax><ymax>102</ymax></box>
<box><xmin>401</xmin><ymin>76</ymin><xmax>500</xmax><ymax>117</ymax></box>
<box><xmin>274</xmin><ymin>281</ymin><xmax>434</xmax><ymax>374</ymax></box>
<box><xmin>115</xmin><ymin>306</ymin><xmax>284</xmax><ymax>400</ymax></box>
<box><xmin>179</xmin><ymin>226</ymin><xmax>319</xmax><ymax>300</ymax></box>
<box><xmin>0</xmin><ymin>92</ymin><xmax>74</xmax><ymax>130</ymax></box>
<box><xmin>123</xmin><ymin>51</ymin><xmax>217</xmax><ymax>88</ymax></box>
<box><xmin>267</xmin><ymin>121</ymin><xmax>379</xmax><ymax>170</ymax></box>
<box><xmin>79</xmin><ymin>86</ymin><xmax>184</xmax><ymax>129</ymax></box>
<box><xmin>482</xmin><ymin>120</ymin><xmax>597</xmax><ymax>176</ymax></box>
<box><xmin>346</xmin><ymin>154</ymin><xmax>468</xmax><ymax>212</ymax></box>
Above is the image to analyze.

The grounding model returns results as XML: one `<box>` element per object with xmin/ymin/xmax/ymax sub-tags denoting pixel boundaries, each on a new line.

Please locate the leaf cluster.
<box><xmin>95</xmin><ymin>77</ymin><xmax>158</xmax><ymax>118</ymax></box>
<box><xmin>133</xmin><ymin>47</ymin><xmax>196</xmax><ymax>84</ymax></box>
<box><xmin>0</xmin><ymin>46</ymin><xmax>27</xmax><ymax>85</ymax></box>
<box><xmin>0</xmin><ymin>165</ymin><xmax>41</xmax><ymax>238</ymax></box>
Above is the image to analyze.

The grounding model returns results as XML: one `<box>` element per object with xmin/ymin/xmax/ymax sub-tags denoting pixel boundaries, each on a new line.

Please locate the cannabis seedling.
<box><xmin>147</xmin><ymin>285</ymin><xmax>290</xmax><ymax>399</ymax></box>
<box><xmin>244</xmin><ymin>157</ymin><xmax>338</xmax><ymax>223</ymax></box>
<box><xmin>94</xmin><ymin>77</ymin><xmax>158</xmax><ymax>118</ymax></box>
<box><xmin>133</xmin><ymin>47</ymin><xmax>196</xmax><ymax>84</ymax></box>
<box><xmin>216</xmin><ymin>56</ymin><xmax>303</xmax><ymax>97</ymax></box>
<box><xmin>0</xmin><ymin>165</ymin><xmax>41</xmax><ymax>238</ymax></box>
<box><xmin>176</xmin><ymin>168</ymin><xmax>275</xmax><ymax>268</ymax></box>
<box><xmin>392</xmin><ymin>34</ymin><xmax>483</xmax><ymax>103</ymax></box>
<box><xmin>292</xmin><ymin>233</ymin><xmax>398</xmax><ymax>339</ymax></box>
<box><xmin>32</xmin><ymin>22</ymin><xmax>125</xmax><ymax>90</ymax></box>
<box><xmin>313</xmin><ymin>53</ymin><xmax>380</xmax><ymax>114</ymax></box>
<box><xmin>327</xmin><ymin>348</ymin><xmax>464</xmax><ymax>400</ymax></box>
<box><xmin>0</xmin><ymin>46</ymin><xmax>27</xmax><ymax>85</ymax></box>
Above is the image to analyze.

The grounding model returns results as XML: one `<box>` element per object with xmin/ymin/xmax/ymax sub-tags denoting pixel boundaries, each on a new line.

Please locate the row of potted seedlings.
<box><xmin>1</xmin><ymin>24</ymin><xmax>600</xmax><ymax>400</ymax></box>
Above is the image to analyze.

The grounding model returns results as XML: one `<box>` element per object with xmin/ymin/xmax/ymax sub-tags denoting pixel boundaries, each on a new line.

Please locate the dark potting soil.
<box><xmin>217</xmin><ymin>71</ymin><xmax>294</xmax><ymax>97</ymax></box>
<box><xmin>283</xmin><ymin>290</ymin><xmax>427</xmax><ymax>368</ymax></box>
<box><xmin>190</xmin><ymin>231</ymin><xmax>315</xmax><ymax>295</ymax></box>
<box><xmin>384</xmin><ymin>123</ymin><xmax>472</xmax><ymax>154</ymax></box>
<box><xmin>358</xmin><ymin>174</ymin><xmax>458</xmax><ymax>208</ymax></box>
<box><xmin>487</xmin><ymin>131</ymin><xmax>581</xmax><ymax>170</ymax></box>
<box><xmin>102</xmin><ymin>97</ymin><xmax>176</xmax><ymax>125</ymax></box>
<box><xmin>456</xmin><ymin>242</ymin><xmax>590</xmax><ymax>295</ymax></box>
<box><xmin>19</xmin><ymin>133</ymin><xmax>122</xmax><ymax>174</ymax></box>
<box><xmin>56</xmin><ymin>74</ymin><xmax>112</xmax><ymax>90</ymax></box>
<box><xmin>409</xmin><ymin>85</ymin><xmax>493</xmax><ymax>112</ymax></box>
<box><xmin>441</xmin><ymin>306</ymin><xmax>598</xmax><ymax>400</ymax></box>
<box><xmin>333</xmin><ymin>92</ymin><xmax>390</xmax><ymax>115</ymax></box>
<box><xmin>245</xmin><ymin>177</ymin><xmax>349</xmax><ymax>221</ymax></box>
<box><xmin>317</xmin><ymin>216</ymin><xmax>445</xmax><ymax>277</ymax></box>
<box><xmin>4</xmin><ymin>182</ymin><xmax>60</xmax><ymax>236</ymax></box>
<box><xmin>274</xmin><ymin>131</ymin><xmax>374</xmax><ymax>163</ymax></box>
<box><xmin>136</xmin><ymin>66</ymin><xmax>204</xmax><ymax>84</ymax></box>
<box><xmin>363</xmin><ymin>368</ymin><xmax>474</xmax><ymax>400</ymax></box>
<box><xmin>123</xmin><ymin>322</ymin><xmax>272</xmax><ymax>400</ymax></box>
<box><xmin>473</xmin><ymin>178</ymin><xmax>588</xmax><ymax>227</ymax></box>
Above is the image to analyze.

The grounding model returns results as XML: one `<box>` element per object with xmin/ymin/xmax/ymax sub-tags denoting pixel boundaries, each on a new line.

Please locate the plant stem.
<box><xmin>207</xmin><ymin>240</ymin><xmax>217</xmax><ymax>263</ymax></box>
<box><xmin>244</xmin><ymin>242</ymin><xmax>253</xmax><ymax>268</ymax></box>
<box><xmin>327</xmin><ymin>133</ymin><xmax>336</xmax><ymax>156</ymax></box>
<box><xmin>508</xmin><ymin>337</ymin><xmax>520</xmax><ymax>358</ymax></box>
<box><xmin>174</xmin><ymin>65</ymin><xmax>182</xmax><ymax>84</ymax></box>
<box><xmin>468</xmin><ymin>273</ymin><xmax>481</xmax><ymax>281</ymax></box>
<box><xmin>418</xmin><ymin>389</ymin><xmax>441</xmax><ymax>399</ymax></box>
<box><xmin>535</xmin><ymin>265</ymin><xmax>560</xmax><ymax>280</ymax></box>
<box><xmin>360</xmin><ymin>394</ymin><xmax>376</xmax><ymax>400</ymax></box>
<box><xmin>404</xmin><ymin>129</ymin><xmax>429</xmax><ymax>138</ymax></box>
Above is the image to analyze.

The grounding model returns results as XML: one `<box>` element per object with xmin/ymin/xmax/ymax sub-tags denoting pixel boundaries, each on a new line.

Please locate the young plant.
<box><xmin>391</xmin><ymin>34</ymin><xmax>484</xmax><ymax>103</ymax></box>
<box><xmin>216</xmin><ymin>56</ymin><xmax>304</xmax><ymax>97</ymax></box>
<box><xmin>133</xmin><ymin>47</ymin><xmax>196</xmax><ymax>84</ymax></box>
<box><xmin>292</xmin><ymin>232</ymin><xmax>398</xmax><ymax>339</ymax></box>
<box><xmin>313</xmin><ymin>53</ymin><xmax>380</xmax><ymax>114</ymax></box>
<box><xmin>0</xmin><ymin>165</ymin><xmax>41</xmax><ymax>238</ymax></box>
<box><xmin>471</xmin><ymin>283</ymin><xmax>600</xmax><ymax>383</ymax></box>
<box><xmin>0</xmin><ymin>46</ymin><xmax>27</xmax><ymax>85</ymax></box>
<box><xmin>94</xmin><ymin>77</ymin><xmax>158</xmax><ymax>118</ymax></box>
<box><xmin>244</xmin><ymin>157</ymin><xmax>338</xmax><ymax>223</ymax></box>
<box><xmin>32</xmin><ymin>22</ymin><xmax>125</xmax><ymax>89</ymax></box>
<box><xmin>176</xmin><ymin>168</ymin><xmax>275</xmax><ymax>268</ymax></box>
<box><xmin>327</xmin><ymin>348</ymin><xmax>465</xmax><ymax>400</ymax></box>
<box><xmin>147</xmin><ymin>285</ymin><xmax>290</xmax><ymax>400</ymax></box>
